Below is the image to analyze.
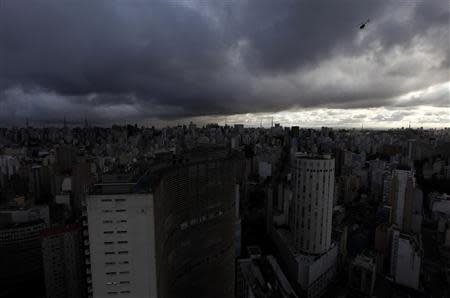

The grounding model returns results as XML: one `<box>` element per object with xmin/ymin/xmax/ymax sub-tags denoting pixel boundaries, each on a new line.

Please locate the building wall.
<box><xmin>86</xmin><ymin>194</ymin><xmax>157</xmax><ymax>298</ymax></box>
<box><xmin>153</xmin><ymin>159</ymin><xmax>236</xmax><ymax>298</ymax></box>
<box><xmin>0</xmin><ymin>221</ymin><xmax>47</xmax><ymax>293</ymax></box>
<box><xmin>41</xmin><ymin>225</ymin><xmax>86</xmax><ymax>298</ymax></box>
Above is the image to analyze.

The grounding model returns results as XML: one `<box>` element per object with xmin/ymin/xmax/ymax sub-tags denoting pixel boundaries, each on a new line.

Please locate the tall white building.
<box><xmin>85</xmin><ymin>193</ymin><xmax>158</xmax><ymax>298</ymax></box>
<box><xmin>390</xmin><ymin>169</ymin><xmax>414</xmax><ymax>230</ymax></box>
<box><xmin>292</xmin><ymin>153</ymin><xmax>335</xmax><ymax>255</ymax></box>
<box><xmin>271</xmin><ymin>153</ymin><xmax>337</xmax><ymax>298</ymax></box>
<box><xmin>390</xmin><ymin>230</ymin><xmax>421</xmax><ymax>289</ymax></box>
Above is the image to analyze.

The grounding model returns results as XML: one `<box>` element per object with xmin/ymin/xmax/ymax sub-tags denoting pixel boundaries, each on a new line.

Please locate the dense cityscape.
<box><xmin>0</xmin><ymin>124</ymin><xmax>449</xmax><ymax>297</ymax></box>
<box><xmin>1</xmin><ymin>0</ymin><xmax>449</xmax><ymax>297</ymax></box>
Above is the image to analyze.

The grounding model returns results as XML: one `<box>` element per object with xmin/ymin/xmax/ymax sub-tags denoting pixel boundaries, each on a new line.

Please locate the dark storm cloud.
<box><xmin>0</xmin><ymin>0</ymin><xmax>448</xmax><ymax>124</ymax></box>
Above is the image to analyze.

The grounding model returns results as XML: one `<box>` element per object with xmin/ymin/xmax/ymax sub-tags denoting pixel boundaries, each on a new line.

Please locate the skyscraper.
<box><xmin>389</xmin><ymin>169</ymin><xmax>414</xmax><ymax>231</ymax></box>
<box><xmin>41</xmin><ymin>224</ymin><xmax>87</xmax><ymax>298</ymax></box>
<box><xmin>271</xmin><ymin>153</ymin><xmax>338</xmax><ymax>298</ymax></box>
<box><xmin>84</xmin><ymin>154</ymin><xmax>238</xmax><ymax>298</ymax></box>
<box><xmin>0</xmin><ymin>205</ymin><xmax>49</xmax><ymax>297</ymax></box>
<box><xmin>291</xmin><ymin>153</ymin><xmax>335</xmax><ymax>255</ymax></box>
<box><xmin>84</xmin><ymin>191</ymin><xmax>157</xmax><ymax>298</ymax></box>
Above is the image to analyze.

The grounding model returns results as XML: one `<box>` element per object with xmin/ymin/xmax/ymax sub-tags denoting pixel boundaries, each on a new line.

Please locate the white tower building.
<box><xmin>85</xmin><ymin>192</ymin><xmax>158</xmax><ymax>298</ymax></box>
<box><xmin>292</xmin><ymin>153</ymin><xmax>335</xmax><ymax>255</ymax></box>
<box><xmin>390</xmin><ymin>169</ymin><xmax>414</xmax><ymax>231</ymax></box>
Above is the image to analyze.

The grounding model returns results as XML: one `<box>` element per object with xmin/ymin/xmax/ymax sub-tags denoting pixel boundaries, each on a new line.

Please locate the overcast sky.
<box><xmin>0</xmin><ymin>0</ymin><xmax>448</xmax><ymax>127</ymax></box>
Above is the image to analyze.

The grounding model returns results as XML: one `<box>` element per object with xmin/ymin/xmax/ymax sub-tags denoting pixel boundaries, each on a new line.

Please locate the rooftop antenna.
<box><xmin>271</xmin><ymin>117</ymin><xmax>274</xmax><ymax>128</ymax></box>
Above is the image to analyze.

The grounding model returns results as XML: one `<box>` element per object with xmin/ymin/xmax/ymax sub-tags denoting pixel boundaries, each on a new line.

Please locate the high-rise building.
<box><xmin>271</xmin><ymin>153</ymin><xmax>338</xmax><ymax>298</ymax></box>
<box><xmin>390</xmin><ymin>230</ymin><xmax>422</xmax><ymax>289</ymax></box>
<box><xmin>0</xmin><ymin>205</ymin><xmax>49</xmax><ymax>297</ymax></box>
<box><xmin>291</xmin><ymin>153</ymin><xmax>335</xmax><ymax>255</ymax></box>
<box><xmin>41</xmin><ymin>224</ymin><xmax>87</xmax><ymax>298</ymax></box>
<box><xmin>389</xmin><ymin>169</ymin><xmax>415</xmax><ymax>232</ymax></box>
<box><xmin>84</xmin><ymin>191</ymin><xmax>157</xmax><ymax>298</ymax></box>
<box><xmin>84</xmin><ymin>155</ymin><xmax>237</xmax><ymax>298</ymax></box>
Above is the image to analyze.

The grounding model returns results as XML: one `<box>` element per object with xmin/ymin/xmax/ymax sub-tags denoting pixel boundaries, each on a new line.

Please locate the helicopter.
<box><xmin>359</xmin><ymin>19</ymin><xmax>370</xmax><ymax>29</ymax></box>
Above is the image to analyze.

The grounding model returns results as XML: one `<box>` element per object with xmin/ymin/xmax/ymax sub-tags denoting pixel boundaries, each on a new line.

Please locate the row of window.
<box><xmin>103</xmin><ymin>220</ymin><xmax>128</xmax><ymax>224</ymax></box>
<box><xmin>105</xmin><ymin>251</ymin><xmax>129</xmax><ymax>255</ymax></box>
<box><xmin>103</xmin><ymin>230</ymin><xmax>127</xmax><ymax>234</ymax></box>
<box><xmin>105</xmin><ymin>261</ymin><xmax>129</xmax><ymax>265</ymax></box>
<box><xmin>107</xmin><ymin>290</ymin><xmax>130</xmax><ymax>295</ymax></box>
<box><xmin>101</xmin><ymin>198</ymin><xmax>127</xmax><ymax>202</ymax></box>
<box><xmin>179</xmin><ymin>210</ymin><xmax>224</xmax><ymax>230</ymax></box>
<box><xmin>303</xmin><ymin>169</ymin><xmax>333</xmax><ymax>172</ymax></box>
<box><xmin>106</xmin><ymin>281</ymin><xmax>130</xmax><ymax>285</ymax></box>
<box><xmin>106</xmin><ymin>271</ymin><xmax>130</xmax><ymax>275</ymax></box>
<box><xmin>102</xmin><ymin>209</ymin><xmax>127</xmax><ymax>213</ymax></box>
<box><xmin>104</xmin><ymin>241</ymin><xmax>129</xmax><ymax>245</ymax></box>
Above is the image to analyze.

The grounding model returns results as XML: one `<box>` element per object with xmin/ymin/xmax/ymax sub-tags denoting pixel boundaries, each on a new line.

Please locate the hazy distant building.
<box><xmin>258</xmin><ymin>161</ymin><xmax>272</xmax><ymax>179</ymax></box>
<box><xmin>41</xmin><ymin>224</ymin><xmax>86</xmax><ymax>298</ymax></box>
<box><xmin>411</xmin><ymin>188</ymin><xmax>423</xmax><ymax>234</ymax></box>
<box><xmin>30</xmin><ymin>165</ymin><xmax>55</xmax><ymax>204</ymax></box>
<box><xmin>84</xmin><ymin>155</ymin><xmax>237</xmax><ymax>298</ymax></box>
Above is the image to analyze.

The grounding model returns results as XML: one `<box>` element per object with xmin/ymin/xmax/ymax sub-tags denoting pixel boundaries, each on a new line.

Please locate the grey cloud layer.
<box><xmin>0</xmin><ymin>0</ymin><xmax>448</xmax><ymax>124</ymax></box>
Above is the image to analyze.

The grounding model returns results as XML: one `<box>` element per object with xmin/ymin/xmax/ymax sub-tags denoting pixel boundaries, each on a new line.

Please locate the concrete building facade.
<box><xmin>85</xmin><ymin>193</ymin><xmax>158</xmax><ymax>298</ymax></box>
